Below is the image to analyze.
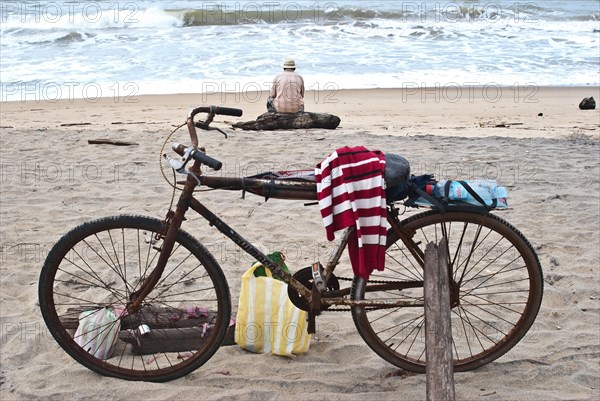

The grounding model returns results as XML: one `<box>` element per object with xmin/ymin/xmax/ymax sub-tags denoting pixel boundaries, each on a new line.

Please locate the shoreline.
<box><xmin>2</xmin><ymin>85</ymin><xmax>598</xmax><ymax>105</ymax></box>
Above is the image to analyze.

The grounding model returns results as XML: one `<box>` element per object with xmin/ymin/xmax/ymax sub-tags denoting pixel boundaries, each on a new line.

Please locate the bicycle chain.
<box><xmin>318</xmin><ymin>275</ymin><xmax>412</xmax><ymax>313</ymax></box>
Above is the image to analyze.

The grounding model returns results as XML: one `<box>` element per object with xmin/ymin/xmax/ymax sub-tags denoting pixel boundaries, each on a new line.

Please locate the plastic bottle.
<box><xmin>425</xmin><ymin>180</ymin><xmax>508</xmax><ymax>208</ymax></box>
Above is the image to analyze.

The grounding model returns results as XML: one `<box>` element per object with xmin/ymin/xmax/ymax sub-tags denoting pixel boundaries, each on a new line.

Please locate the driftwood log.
<box><xmin>119</xmin><ymin>324</ymin><xmax>236</xmax><ymax>354</ymax></box>
<box><xmin>61</xmin><ymin>305</ymin><xmax>218</xmax><ymax>330</ymax></box>
<box><xmin>232</xmin><ymin>112</ymin><xmax>340</xmax><ymax>131</ymax></box>
<box><xmin>88</xmin><ymin>138</ymin><xmax>139</xmax><ymax>146</ymax></box>
<box><xmin>62</xmin><ymin>306</ymin><xmax>236</xmax><ymax>354</ymax></box>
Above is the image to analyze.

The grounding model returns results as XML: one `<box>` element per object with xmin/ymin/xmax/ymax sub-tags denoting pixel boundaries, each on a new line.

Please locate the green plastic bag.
<box><xmin>253</xmin><ymin>251</ymin><xmax>289</xmax><ymax>281</ymax></box>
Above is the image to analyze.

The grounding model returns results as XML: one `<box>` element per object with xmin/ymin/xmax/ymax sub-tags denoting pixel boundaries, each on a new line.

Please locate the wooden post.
<box><xmin>424</xmin><ymin>239</ymin><xmax>455</xmax><ymax>401</ymax></box>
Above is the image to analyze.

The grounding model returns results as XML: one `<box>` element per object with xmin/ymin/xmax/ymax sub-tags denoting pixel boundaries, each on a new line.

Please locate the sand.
<box><xmin>0</xmin><ymin>86</ymin><xmax>599</xmax><ymax>400</ymax></box>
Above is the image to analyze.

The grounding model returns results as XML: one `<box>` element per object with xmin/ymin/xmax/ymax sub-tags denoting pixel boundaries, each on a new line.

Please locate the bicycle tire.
<box><xmin>39</xmin><ymin>215</ymin><xmax>231</xmax><ymax>382</ymax></box>
<box><xmin>351</xmin><ymin>210</ymin><xmax>543</xmax><ymax>372</ymax></box>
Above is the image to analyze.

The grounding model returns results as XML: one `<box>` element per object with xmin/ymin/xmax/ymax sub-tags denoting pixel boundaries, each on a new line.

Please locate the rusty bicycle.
<box><xmin>39</xmin><ymin>105</ymin><xmax>543</xmax><ymax>382</ymax></box>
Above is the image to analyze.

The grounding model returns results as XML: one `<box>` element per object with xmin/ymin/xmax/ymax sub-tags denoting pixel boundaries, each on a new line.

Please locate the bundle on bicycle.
<box><xmin>39</xmin><ymin>105</ymin><xmax>543</xmax><ymax>382</ymax></box>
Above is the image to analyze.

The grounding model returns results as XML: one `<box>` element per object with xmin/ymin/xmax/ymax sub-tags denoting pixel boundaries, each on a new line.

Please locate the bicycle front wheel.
<box><xmin>39</xmin><ymin>215</ymin><xmax>231</xmax><ymax>382</ymax></box>
<box><xmin>351</xmin><ymin>210</ymin><xmax>543</xmax><ymax>372</ymax></box>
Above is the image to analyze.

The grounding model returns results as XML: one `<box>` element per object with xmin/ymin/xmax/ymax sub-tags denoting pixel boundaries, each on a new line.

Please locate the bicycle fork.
<box><xmin>126</xmin><ymin>166</ymin><xmax>199</xmax><ymax>315</ymax></box>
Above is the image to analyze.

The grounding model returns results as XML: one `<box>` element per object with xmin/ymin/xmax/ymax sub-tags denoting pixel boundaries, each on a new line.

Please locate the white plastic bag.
<box><xmin>74</xmin><ymin>307</ymin><xmax>121</xmax><ymax>360</ymax></box>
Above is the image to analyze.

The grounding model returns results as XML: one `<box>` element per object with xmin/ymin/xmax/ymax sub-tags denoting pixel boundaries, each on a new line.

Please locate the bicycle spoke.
<box><xmin>453</xmin><ymin>305</ymin><xmax>479</xmax><ymax>358</ymax></box>
<box><xmin>380</xmin><ymin>252</ymin><xmax>421</xmax><ymax>280</ymax></box>
<box><xmin>401</xmin><ymin>315</ymin><xmax>425</xmax><ymax>357</ymax></box>
<box><xmin>149</xmin><ymin>251</ymin><xmax>198</xmax><ymax>296</ymax></box>
<box><xmin>455</xmin><ymin>223</ymin><xmax>484</xmax><ymax>286</ymax></box>
<box><xmin>100</xmin><ymin>231</ymin><xmax>132</xmax><ymax>295</ymax></box>
<box><xmin>54</xmin><ymin>271</ymin><xmax>127</xmax><ymax>301</ymax></box>
<box><xmin>456</xmin><ymin>305</ymin><xmax>505</xmax><ymax>345</ymax></box>
<box><xmin>459</xmin><ymin>231</ymin><xmax>506</xmax><ymax>283</ymax></box>
<box><xmin>63</xmin><ymin>249</ymin><xmax>125</xmax><ymax>302</ymax></box>
<box><xmin>388</xmin><ymin>241</ymin><xmax>423</xmax><ymax>280</ymax></box>
<box><xmin>460</xmin><ymin>296</ymin><xmax>522</xmax><ymax>328</ymax></box>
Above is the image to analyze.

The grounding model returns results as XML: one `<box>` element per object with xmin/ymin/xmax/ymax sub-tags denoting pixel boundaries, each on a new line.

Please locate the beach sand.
<box><xmin>1</xmin><ymin>86</ymin><xmax>599</xmax><ymax>400</ymax></box>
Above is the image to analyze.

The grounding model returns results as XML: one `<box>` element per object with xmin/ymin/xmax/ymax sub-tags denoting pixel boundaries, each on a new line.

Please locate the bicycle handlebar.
<box><xmin>172</xmin><ymin>143</ymin><xmax>223</xmax><ymax>171</ymax></box>
<box><xmin>214</xmin><ymin>106</ymin><xmax>243</xmax><ymax>117</ymax></box>
<box><xmin>186</xmin><ymin>105</ymin><xmax>243</xmax><ymax>149</ymax></box>
<box><xmin>190</xmin><ymin>149</ymin><xmax>222</xmax><ymax>171</ymax></box>
<box><xmin>188</xmin><ymin>105</ymin><xmax>243</xmax><ymax>121</ymax></box>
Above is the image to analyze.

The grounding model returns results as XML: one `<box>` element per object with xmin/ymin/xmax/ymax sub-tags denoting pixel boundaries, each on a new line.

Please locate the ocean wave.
<box><xmin>2</xmin><ymin>3</ymin><xmax>597</xmax><ymax>34</ymax></box>
<box><xmin>0</xmin><ymin>7</ymin><xmax>182</xmax><ymax>32</ymax></box>
<box><xmin>3</xmin><ymin>29</ymin><xmax>96</xmax><ymax>45</ymax></box>
<box><xmin>162</xmin><ymin>6</ymin><xmax>523</xmax><ymax>27</ymax></box>
<box><xmin>163</xmin><ymin>5</ymin><xmax>600</xmax><ymax>27</ymax></box>
<box><xmin>42</xmin><ymin>31</ymin><xmax>94</xmax><ymax>45</ymax></box>
<box><xmin>164</xmin><ymin>7</ymin><xmax>341</xmax><ymax>27</ymax></box>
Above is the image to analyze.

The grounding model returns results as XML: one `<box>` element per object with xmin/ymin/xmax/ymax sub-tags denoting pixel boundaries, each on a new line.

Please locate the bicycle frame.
<box><xmin>127</xmin><ymin>107</ymin><xmax>426</xmax><ymax>323</ymax></box>
<box><xmin>127</xmin><ymin>165</ymin><xmax>426</xmax><ymax>321</ymax></box>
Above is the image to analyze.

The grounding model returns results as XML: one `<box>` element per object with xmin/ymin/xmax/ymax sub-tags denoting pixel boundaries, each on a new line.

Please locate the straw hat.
<box><xmin>282</xmin><ymin>57</ymin><xmax>296</xmax><ymax>69</ymax></box>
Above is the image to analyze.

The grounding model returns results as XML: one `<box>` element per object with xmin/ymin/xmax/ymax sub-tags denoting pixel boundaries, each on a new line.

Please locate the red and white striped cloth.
<box><xmin>315</xmin><ymin>146</ymin><xmax>387</xmax><ymax>279</ymax></box>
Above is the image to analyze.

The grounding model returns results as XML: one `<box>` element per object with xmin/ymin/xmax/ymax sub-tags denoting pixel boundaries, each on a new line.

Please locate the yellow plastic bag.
<box><xmin>235</xmin><ymin>261</ymin><xmax>311</xmax><ymax>356</ymax></box>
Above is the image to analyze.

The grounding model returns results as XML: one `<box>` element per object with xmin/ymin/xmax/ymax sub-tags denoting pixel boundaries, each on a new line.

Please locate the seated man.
<box><xmin>267</xmin><ymin>57</ymin><xmax>305</xmax><ymax>113</ymax></box>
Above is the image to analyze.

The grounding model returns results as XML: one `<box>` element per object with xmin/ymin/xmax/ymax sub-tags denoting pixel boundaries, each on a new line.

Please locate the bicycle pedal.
<box><xmin>311</xmin><ymin>262</ymin><xmax>327</xmax><ymax>292</ymax></box>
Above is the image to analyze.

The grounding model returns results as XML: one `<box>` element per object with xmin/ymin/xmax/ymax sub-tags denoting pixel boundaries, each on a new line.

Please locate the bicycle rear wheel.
<box><xmin>351</xmin><ymin>210</ymin><xmax>543</xmax><ymax>372</ymax></box>
<box><xmin>39</xmin><ymin>215</ymin><xmax>231</xmax><ymax>382</ymax></box>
